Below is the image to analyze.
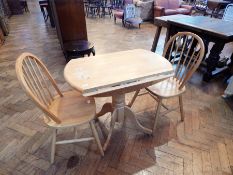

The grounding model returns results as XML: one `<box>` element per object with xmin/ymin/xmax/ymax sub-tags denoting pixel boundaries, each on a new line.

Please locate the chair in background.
<box><xmin>204</xmin><ymin>0</ymin><xmax>230</xmax><ymax>18</ymax></box>
<box><xmin>135</xmin><ymin>0</ymin><xmax>154</xmax><ymax>21</ymax></box>
<box><xmin>15</xmin><ymin>53</ymin><xmax>104</xmax><ymax>163</ymax></box>
<box><xmin>223</xmin><ymin>3</ymin><xmax>233</xmax><ymax>21</ymax></box>
<box><xmin>20</xmin><ymin>0</ymin><xmax>29</xmax><ymax>12</ymax></box>
<box><xmin>39</xmin><ymin>0</ymin><xmax>50</xmax><ymax>21</ymax></box>
<box><xmin>100</xmin><ymin>0</ymin><xmax>113</xmax><ymax>17</ymax></box>
<box><xmin>85</xmin><ymin>0</ymin><xmax>101</xmax><ymax>17</ymax></box>
<box><xmin>154</xmin><ymin>0</ymin><xmax>193</xmax><ymax>17</ymax></box>
<box><xmin>194</xmin><ymin>0</ymin><xmax>207</xmax><ymax>14</ymax></box>
<box><xmin>128</xmin><ymin>32</ymin><xmax>205</xmax><ymax>132</ymax></box>
<box><xmin>111</xmin><ymin>0</ymin><xmax>123</xmax><ymax>8</ymax></box>
<box><xmin>124</xmin><ymin>4</ymin><xmax>142</xmax><ymax>28</ymax></box>
<box><xmin>113</xmin><ymin>0</ymin><xmax>133</xmax><ymax>26</ymax></box>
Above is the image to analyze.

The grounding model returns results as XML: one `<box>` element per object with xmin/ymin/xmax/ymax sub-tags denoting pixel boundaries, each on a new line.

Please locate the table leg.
<box><xmin>46</xmin><ymin>4</ymin><xmax>55</xmax><ymax>27</ymax></box>
<box><xmin>40</xmin><ymin>7</ymin><xmax>46</xmax><ymax>20</ymax></box>
<box><xmin>124</xmin><ymin>106</ymin><xmax>152</xmax><ymax>134</ymax></box>
<box><xmin>203</xmin><ymin>41</ymin><xmax>225</xmax><ymax>81</ymax></box>
<box><xmin>112</xmin><ymin>94</ymin><xmax>125</xmax><ymax>124</ymax></box>
<box><xmin>91</xmin><ymin>47</ymin><xmax>96</xmax><ymax>56</ymax></box>
<box><xmin>203</xmin><ymin>39</ymin><xmax>210</xmax><ymax>61</ymax></box>
<box><xmin>229</xmin><ymin>53</ymin><xmax>233</xmax><ymax>72</ymax></box>
<box><xmin>102</xmin><ymin>94</ymin><xmax>125</xmax><ymax>150</ymax></box>
<box><xmin>164</xmin><ymin>26</ymin><xmax>171</xmax><ymax>49</ymax></box>
<box><xmin>102</xmin><ymin>93</ymin><xmax>152</xmax><ymax>151</ymax></box>
<box><xmin>96</xmin><ymin>103</ymin><xmax>113</xmax><ymax>118</ymax></box>
<box><xmin>151</xmin><ymin>26</ymin><xmax>162</xmax><ymax>52</ymax></box>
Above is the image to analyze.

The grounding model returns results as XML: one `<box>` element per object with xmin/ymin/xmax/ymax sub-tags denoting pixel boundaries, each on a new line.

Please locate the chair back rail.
<box><xmin>124</xmin><ymin>4</ymin><xmax>136</xmax><ymax>20</ymax></box>
<box><xmin>15</xmin><ymin>53</ymin><xmax>62</xmax><ymax>123</ymax></box>
<box><xmin>223</xmin><ymin>4</ymin><xmax>233</xmax><ymax>21</ymax></box>
<box><xmin>163</xmin><ymin>32</ymin><xmax>205</xmax><ymax>90</ymax></box>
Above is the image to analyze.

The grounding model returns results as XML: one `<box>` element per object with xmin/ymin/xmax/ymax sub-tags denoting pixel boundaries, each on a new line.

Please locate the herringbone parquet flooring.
<box><xmin>0</xmin><ymin>1</ymin><xmax>233</xmax><ymax>174</ymax></box>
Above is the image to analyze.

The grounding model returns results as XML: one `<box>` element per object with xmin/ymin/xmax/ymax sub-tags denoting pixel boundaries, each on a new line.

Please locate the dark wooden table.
<box><xmin>152</xmin><ymin>14</ymin><xmax>233</xmax><ymax>81</ymax></box>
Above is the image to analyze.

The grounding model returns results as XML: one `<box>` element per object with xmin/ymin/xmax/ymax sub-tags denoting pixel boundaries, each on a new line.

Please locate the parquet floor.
<box><xmin>0</xmin><ymin>1</ymin><xmax>233</xmax><ymax>174</ymax></box>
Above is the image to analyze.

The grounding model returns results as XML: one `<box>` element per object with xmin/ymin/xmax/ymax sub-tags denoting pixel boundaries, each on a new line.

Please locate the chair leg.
<box><xmin>153</xmin><ymin>98</ymin><xmax>162</xmax><ymax>132</ymax></box>
<box><xmin>122</xmin><ymin>19</ymin><xmax>125</xmax><ymax>27</ymax></box>
<box><xmin>90</xmin><ymin>120</ymin><xmax>104</xmax><ymax>156</ymax></box>
<box><xmin>50</xmin><ymin>129</ymin><xmax>57</xmax><ymax>163</ymax></box>
<box><xmin>179</xmin><ymin>95</ymin><xmax>184</xmax><ymax>122</ymax></box>
<box><xmin>128</xmin><ymin>90</ymin><xmax>140</xmax><ymax>107</ymax></box>
<box><xmin>114</xmin><ymin>16</ymin><xmax>116</xmax><ymax>24</ymax></box>
<box><xmin>74</xmin><ymin>127</ymin><xmax>78</xmax><ymax>138</ymax></box>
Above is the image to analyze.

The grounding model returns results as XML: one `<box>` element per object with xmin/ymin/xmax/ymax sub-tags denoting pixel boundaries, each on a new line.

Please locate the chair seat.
<box><xmin>146</xmin><ymin>77</ymin><xmax>186</xmax><ymax>98</ymax></box>
<box><xmin>114</xmin><ymin>10</ymin><xmax>124</xmax><ymax>18</ymax></box>
<box><xmin>45</xmin><ymin>91</ymin><xmax>96</xmax><ymax>128</ymax></box>
<box><xmin>164</xmin><ymin>8</ymin><xmax>190</xmax><ymax>16</ymax></box>
<box><xmin>125</xmin><ymin>17</ymin><xmax>143</xmax><ymax>24</ymax></box>
<box><xmin>175</xmin><ymin>8</ymin><xmax>191</xmax><ymax>15</ymax></box>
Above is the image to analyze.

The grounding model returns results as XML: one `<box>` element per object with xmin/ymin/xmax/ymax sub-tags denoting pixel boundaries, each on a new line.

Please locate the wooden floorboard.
<box><xmin>0</xmin><ymin>1</ymin><xmax>233</xmax><ymax>174</ymax></box>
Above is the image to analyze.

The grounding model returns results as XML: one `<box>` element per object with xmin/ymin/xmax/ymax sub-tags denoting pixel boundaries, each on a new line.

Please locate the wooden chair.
<box><xmin>15</xmin><ymin>53</ymin><xmax>104</xmax><ymax>163</ymax></box>
<box><xmin>128</xmin><ymin>32</ymin><xmax>205</xmax><ymax>132</ymax></box>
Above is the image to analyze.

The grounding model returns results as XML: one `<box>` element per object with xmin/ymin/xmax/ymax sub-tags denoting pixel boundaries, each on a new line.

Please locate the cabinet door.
<box><xmin>7</xmin><ymin>0</ymin><xmax>23</xmax><ymax>15</ymax></box>
<box><xmin>52</xmin><ymin>0</ymin><xmax>87</xmax><ymax>43</ymax></box>
<box><xmin>0</xmin><ymin>27</ymin><xmax>5</xmax><ymax>46</ymax></box>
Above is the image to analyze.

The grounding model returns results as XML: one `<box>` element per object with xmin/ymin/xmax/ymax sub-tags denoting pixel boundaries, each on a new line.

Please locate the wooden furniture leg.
<box><xmin>151</xmin><ymin>26</ymin><xmax>162</xmax><ymax>52</ymax></box>
<box><xmin>164</xmin><ymin>26</ymin><xmax>171</xmax><ymax>49</ymax></box>
<box><xmin>112</xmin><ymin>94</ymin><xmax>125</xmax><ymax>123</ymax></box>
<box><xmin>96</xmin><ymin>103</ymin><xmax>113</xmax><ymax>118</ymax></box>
<box><xmin>203</xmin><ymin>41</ymin><xmax>225</xmax><ymax>81</ymax></box>
<box><xmin>124</xmin><ymin>106</ymin><xmax>152</xmax><ymax>134</ymax></box>
<box><xmin>153</xmin><ymin>98</ymin><xmax>162</xmax><ymax>132</ymax></box>
<box><xmin>128</xmin><ymin>90</ymin><xmax>140</xmax><ymax>107</ymax></box>
<box><xmin>103</xmin><ymin>109</ymin><xmax>117</xmax><ymax>151</ymax></box>
<box><xmin>179</xmin><ymin>95</ymin><xmax>184</xmax><ymax>122</ymax></box>
<box><xmin>74</xmin><ymin>127</ymin><xmax>77</xmax><ymax>138</ymax></box>
<box><xmin>90</xmin><ymin>120</ymin><xmax>104</xmax><ymax>156</ymax></box>
<box><xmin>51</xmin><ymin>129</ymin><xmax>57</xmax><ymax>163</ymax></box>
<box><xmin>103</xmin><ymin>93</ymin><xmax>153</xmax><ymax>150</ymax></box>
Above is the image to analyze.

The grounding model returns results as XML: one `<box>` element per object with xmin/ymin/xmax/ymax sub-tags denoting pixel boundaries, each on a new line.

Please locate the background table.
<box><xmin>205</xmin><ymin>0</ymin><xmax>230</xmax><ymax>17</ymax></box>
<box><xmin>64</xmin><ymin>49</ymin><xmax>173</xmax><ymax>150</ymax></box>
<box><xmin>152</xmin><ymin>14</ymin><xmax>233</xmax><ymax>81</ymax></box>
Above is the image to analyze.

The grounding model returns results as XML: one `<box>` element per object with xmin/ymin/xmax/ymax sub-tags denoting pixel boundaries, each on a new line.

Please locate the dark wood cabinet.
<box><xmin>7</xmin><ymin>0</ymin><xmax>23</xmax><ymax>15</ymax></box>
<box><xmin>0</xmin><ymin>27</ymin><xmax>5</xmax><ymax>46</ymax></box>
<box><xmin>49</xmin><ymin>0</ymin><xmax>88</xmax><ymax>51</ymax></box>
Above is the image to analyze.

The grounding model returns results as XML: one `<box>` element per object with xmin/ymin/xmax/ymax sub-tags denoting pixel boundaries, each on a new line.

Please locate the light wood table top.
<box><xmin>64</xmin><ymin>49</ymin><xmax>174</xmax><ymax>96</ymax></box>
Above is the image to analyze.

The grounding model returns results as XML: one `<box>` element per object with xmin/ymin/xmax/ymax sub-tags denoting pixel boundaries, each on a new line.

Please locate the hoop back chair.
<box><xmin>123</xmin><ymin>4</ymin><xmax>142</xmax><ymax>28</ymax></box>
<box><xmin>223</xmin><ymin>4</ymin><xmax>233</xmax><ymax>21</ymax></box>
<box><xmin>15</xmin><ymin>53</ymin><xmax>104</xmax><ymax>163</ymax></box>
<box><xmin>129</xmin><ymin>32</ymin><xmax>205</xmax><ymax>132</ymax></box>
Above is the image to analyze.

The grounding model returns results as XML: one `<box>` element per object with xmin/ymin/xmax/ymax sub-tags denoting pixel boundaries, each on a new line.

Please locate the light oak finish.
<box><xmin>129</xmin><ymin>32</ymin><xmax>205</xmax><ymax>132</ymax></box>
<box><xmin>64</xmin><ymin>49</ymin><xmax>174</xmax><ymax>150</ymax></box>
<box><xmin>15</xmin><ymin>53</ymin><xmax>104</xmax><ymax>163</ymax></box>
<box><xmin>64</xmin><ymin>49</ymin><xmax>174</xmax><ymax>96</ymax></box>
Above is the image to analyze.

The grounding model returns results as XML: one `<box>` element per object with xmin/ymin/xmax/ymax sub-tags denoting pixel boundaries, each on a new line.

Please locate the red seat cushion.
<box><xmin>114</xmin><ymin>11</ymin><xmax>124</xmax><ymax>19</ymax></box>
<box><xmin>164</xmin><ymin>9</ymin><xmax>178</xmax><ymax>16</ymax></box>
<box><xmin>164</xmin><ymin>8</ymin><xmax>191</xmax><ymax>16</ymax></box>
<box><xmin>175</xmin><ymin>8</ymin><xmax>191</xmax><ymax>15</ymax></box>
